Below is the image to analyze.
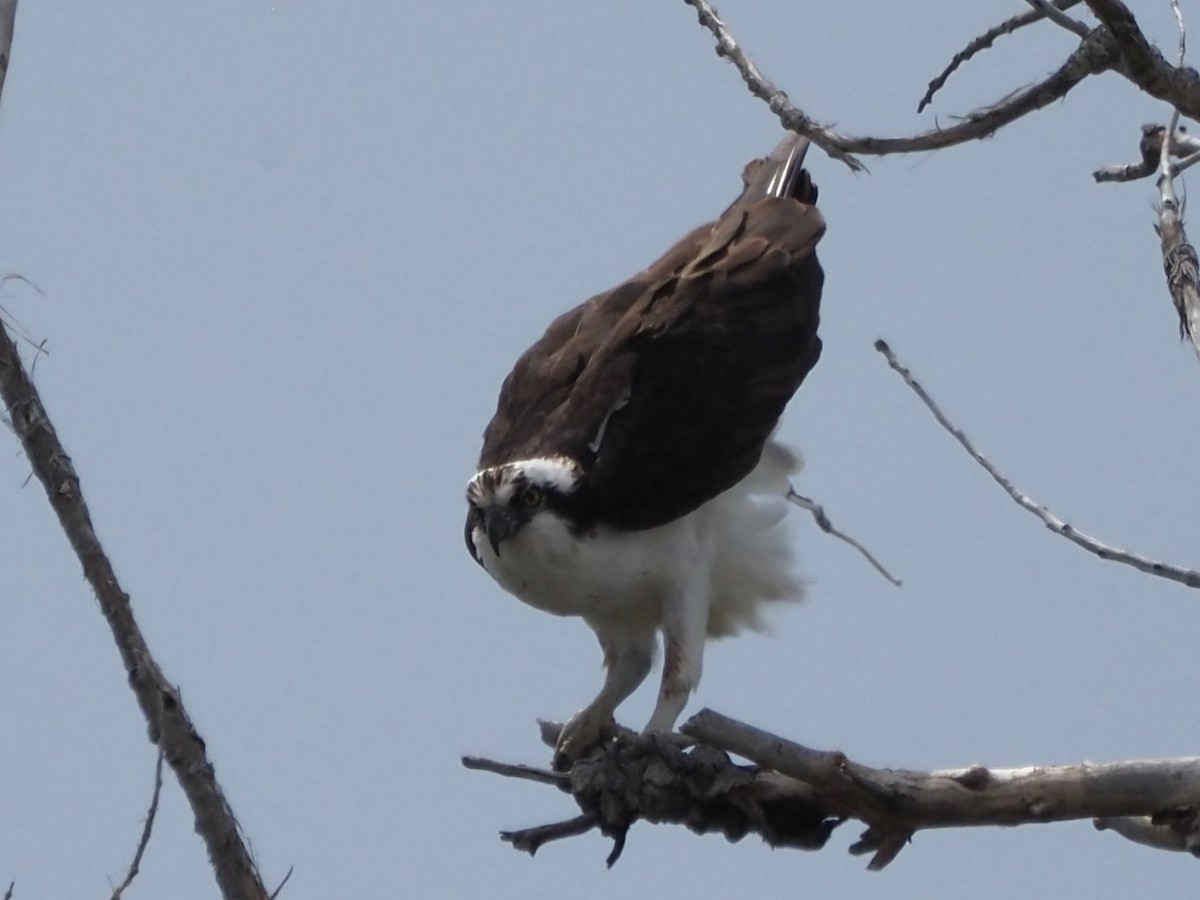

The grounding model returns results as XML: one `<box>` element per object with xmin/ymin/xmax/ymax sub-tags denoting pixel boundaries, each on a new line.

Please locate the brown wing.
<box><xmin>478</xmin><ymin>135</ymin><xmax>825</xmax><ymax>529</ymax></box>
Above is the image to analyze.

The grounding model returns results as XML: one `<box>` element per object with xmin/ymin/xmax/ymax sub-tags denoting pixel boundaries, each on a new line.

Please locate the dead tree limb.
<box><xmin>0</xmin><ymin>318</ymin><xmax>272</xmax><ymax>900</ymax></box>
<box><xmin>785</xmin><ymin>488</ymin><xmax>901</xmax><ymax>586</ymax></box>
<box><xmin>1091</xmin><ymin>123</ymin><xmax>1199</xmax><ymax>182</ymax></box>
<box><xmin>467</xmin><ymin>712</ymin><xmax>1200</xmax><ymax>869</ymax></box>
<box><xmin>683</xmin><ymin>0</ymin><xmax>1116</xmax><ymax>166</ymax></box>
<box><xmin>875</xmin><ymin>339</ymin><xmax>1200</xmax><ymax>588</ymax></box>
<box><xmin>1085</xmin><ymin>0</ymin><xmax>1200</xmax><ymax>119</ymax></box>
<box><xmin>918</xmin><ymin>0</ymin><xmax>1085</xmax><ymax>112</ymax></box>
<box><xmin>465</xmin><ymin>722</ymin><xmax>842</xmax><ymax>868</ymax></box>
<box><xmin>688</xmin><ymin>0</ymin><xmax>1200</xmax><ymax>168</ymax></box>
<box><xmin>685</xmin><ymin>710</ymin><xmax>1200</xmax><ymax>866</ymax></box>
<box><xmin>0</xmin><ymin>9</ymin><xmax>271</xmax><ymax>900</ymax></box>
<box><xmin>1151</xmin><ymin>1</ymin><xmax>1200</xmax><ymax>357</ymax></box>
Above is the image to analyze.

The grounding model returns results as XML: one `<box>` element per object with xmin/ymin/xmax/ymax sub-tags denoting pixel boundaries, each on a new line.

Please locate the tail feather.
<box><xmin>728</xmin><ymin>134</ymin><xmax>816</xmax><ymax>212</ymax></box>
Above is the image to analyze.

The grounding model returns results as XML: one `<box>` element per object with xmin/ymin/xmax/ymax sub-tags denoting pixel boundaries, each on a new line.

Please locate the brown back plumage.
<box><xmin>478</xmin><ymin>134</ymin><xmax>825</xmax><ymax>530</ymax></box>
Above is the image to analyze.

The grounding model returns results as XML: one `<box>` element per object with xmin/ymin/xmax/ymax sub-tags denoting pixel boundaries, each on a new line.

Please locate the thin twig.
<box><xmin>1023</xmin><ymin>0</ymin><xmax>1090</xmax><ymax>37</ymax></box>
<box><xmin>110</xmin><ymin>748</ymin><xmax>165</xmax><ymax>900</ymax></box>
<box><xmin>684</xmin><ymin>0</ymin><xmax>1115</xmax><ymax>165</ymax></box>
<box><xmin>1176</xmin><ymin>147</ymin><xmax>1200</xmax><ymax>175</ymax></box>
<box><xmin>267</xmin><ymin>865</ymin><xmax>294</xmax><ymax>900</ymax></box>
<box><xmin>0</xmin><ymin>274</ymin><xmax>49</xmax><ymax>362</ymax></box>
<box><xmin>919</xmin><ymin>0</ymin><xmax>1086</xmax><ymax>112</ymax></box>
<box><xmin>461</xmin><ymin>756</ymin><xmax>569</xmax><ymax>787</ymax></box>
<box><xmin>786</xmin><ymin>489</ymin><xmax>901</xmax><ymax>586</ymax></box>
<box><xmin>682</xmin><ymin>0</ymin><xmax>864</xmax><ymax>170</ymax></box>
<box><xmin>1</xmin><ymin>881</ymin><xmax>11</xmax><ymax>900</ymax></box>
<box><xmin>500</xmin><ymin>814</ymin><xmax>599</xmax><ymax>858</ymax></box>
<box><xmin>874</xmin><ymin>339</ymin><xmax>1200</xmax><ymax>588</ymax></box>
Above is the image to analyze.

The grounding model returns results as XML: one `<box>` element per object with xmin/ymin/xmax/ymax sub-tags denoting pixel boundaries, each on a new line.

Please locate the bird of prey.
<box><xmin>465</xmin><ymin>133</ymin><xmax>825</xmax><ymax>766</ymax></box>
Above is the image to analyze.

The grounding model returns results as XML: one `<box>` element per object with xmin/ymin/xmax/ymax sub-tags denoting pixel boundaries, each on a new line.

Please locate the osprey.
<box><xmin>466</xmin><ymin>133</ymin><xmax>825</xmax><ymax>766</ymax></box>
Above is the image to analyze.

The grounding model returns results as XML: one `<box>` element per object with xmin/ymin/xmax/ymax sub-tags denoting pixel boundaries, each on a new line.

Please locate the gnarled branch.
<box><xmin>468</xmin><ymin>712</ymin><xmax>1200</xmax><ymax>869</ymax></box>
<box><xmin>683</xmin><ymin>0</ymin><xmax>1116</xmax><ymax>166</ymax></box>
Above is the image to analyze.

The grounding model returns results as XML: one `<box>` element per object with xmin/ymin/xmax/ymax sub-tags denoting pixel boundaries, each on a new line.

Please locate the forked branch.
<box><xmin>919</xmin><ymin>0</ymin><xmax>1085</xmax><ymax>112</ymax></box>
<box><xmin>684</xmin><ymin>0</ymin><xmax>1115</xmax><ymax>167</ymax></box>
<box><xmin>686</xmin><ymin>0</ymin><xmax>1200</xmax><ymax>171</ymax></box>
<box><xmin>467</xmin><ymin>712</ymin><xmax>1200</xmax><ymax>869</ymax></box>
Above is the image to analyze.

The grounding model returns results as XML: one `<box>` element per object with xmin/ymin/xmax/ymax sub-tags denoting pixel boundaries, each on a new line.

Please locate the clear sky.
<box><xmin>3</xmin><ymin>2</ymin><xmax>1200</xmax><ymax>897</ymax></box>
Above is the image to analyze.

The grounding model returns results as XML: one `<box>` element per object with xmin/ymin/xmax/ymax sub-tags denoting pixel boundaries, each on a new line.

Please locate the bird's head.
<box><xmin>464</xmin><ymin>456</ymin><xmax>583</xmax><ymax>563</ymax></box>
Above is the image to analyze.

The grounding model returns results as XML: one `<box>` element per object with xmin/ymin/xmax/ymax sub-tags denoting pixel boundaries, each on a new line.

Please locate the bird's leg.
<box><xmin>553</xmin><ymin>628</ymin><xmax>653</xmax><ymax>770</ymax></box>
<box><xmin>644</xmin><ymin>585</ymin><xmax>709</xmax><ymax>735</ymax></box>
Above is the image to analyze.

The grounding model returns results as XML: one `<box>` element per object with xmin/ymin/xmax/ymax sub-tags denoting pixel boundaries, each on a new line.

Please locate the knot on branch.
<box><xmin>565</xmin><ymin>735</ymin><xmax>841</xmax><ymax>859</ymax></box>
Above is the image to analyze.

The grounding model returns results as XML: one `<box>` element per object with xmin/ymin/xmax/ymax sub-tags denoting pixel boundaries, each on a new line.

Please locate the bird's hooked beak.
<box><xmin>484</xmin><ymin>506</ymin><xmax>520</xmax><ymax>555</ymax></box>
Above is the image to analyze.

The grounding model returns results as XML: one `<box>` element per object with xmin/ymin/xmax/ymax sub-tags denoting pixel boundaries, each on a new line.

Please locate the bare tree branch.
<box><xmin>110</xmin><ymin>749</ymin><xmax>164</xmax><ymax>900</ymax></box>
<box><xmin>1151</xmin><ymin>2</ymin><xmax>1200</xmax><ymax>358</ymax></box>
<box><xmin>466</xmin><ymin>727</ymin><xmax>842</xmax><ymax>867</ymax></box>
<box><xmin>2</xmin><ymin>881</ymin><xmax>11</xmax><ymax>900</ymax></box>
<box><xmin>681</xmin><ymin>0</ymin><xmax>865</xmax><ymax>170</ymax></box>
<box><xmin>0</xmin><ymin>326</ymin><xmax>272</xmax><ymax>900</ymax></box>
<box><xmin>684</xmin><ymin>709</ymin><xmax>1200</xmax><ymax>867</ymax></box>
<box><xmin>874</xmin><ymin>339</ymin><xmax>1200</xmax><ymax>589</ymax></box>
<box><xmin>469</xmin><ymin>713</ymin><xmax>1200</xmax><ymax>869</ymax></box>
<box><xmin>785</xmin><ymin>488</ymin><xmax>901</xmax><ymax>586</ymax></box>
<box><xmin>690</xmin><ymin>0</ymin><xmax>1200</xmax><ymax>175</ymax></box>
<box><xmin>461</xmin><ymin>756</ymin><xmax>570</xmax><ymax>787</ymax></box>
<box><xmin>1096</xmin><ymin>123</ymin><xmax>1183</xmax><ymax>182</ymax></box>
<box><xmin>0</xmin><ymin>11</ymin><xmax>273</xmax><ymax>900</ymax></box>
<box><xmin>1023</xmin><ymin>0</ymin><xmax>1090</xmax><ymax>38</ymax></box>
<box><xmin>684</xmin><ymin>0</ymin><xmax>1116</xmax><ymax>165</ymax></box>
<box><xmin>1094</xmin><ymin>125</ymin><xmax>1200</xmax><ymax>182</ymax></box>
<box><xmin>1156</xmin><ymin>143</ymin><xmax>1200</xmax><ymax>351</ymax></box>
<box><xmin>267</xmin><ymin>866</ymin><xmax>294</xmax><ymax>900</ymax></box>
<box><xmin>1086</xmin><ymin>0</ymin><xmax>1200</xmax><ymax>120</ymax></box>
<box><xmin>919</xmin><ymin>0</ymin><xmax>1085</xmax><ymax>113</ymax></box>
<box><xmin>501</xmin><ymin>814</ymin><xmax>601</xmax><ymax>860</ymax></box>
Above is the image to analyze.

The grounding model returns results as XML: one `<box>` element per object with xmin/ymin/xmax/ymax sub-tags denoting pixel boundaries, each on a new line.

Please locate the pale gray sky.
<box><xmin>4</xmin><ymin>2</ymin><xmax>1200</xmax><ymax>897</ymax></box>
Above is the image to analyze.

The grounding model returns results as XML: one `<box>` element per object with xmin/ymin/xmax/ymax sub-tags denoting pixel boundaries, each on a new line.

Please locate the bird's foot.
<box><xmin>553</xmin><ymin>709</ymin><xmax>618</xmax><ymax>771</ymax></box>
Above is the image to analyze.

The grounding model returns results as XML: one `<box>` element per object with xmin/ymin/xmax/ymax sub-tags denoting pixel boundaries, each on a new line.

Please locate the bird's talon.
<box><xmin>552</xmin><ymin>710</ymin><xmax>616</xmax><ymax>770</ymax></box>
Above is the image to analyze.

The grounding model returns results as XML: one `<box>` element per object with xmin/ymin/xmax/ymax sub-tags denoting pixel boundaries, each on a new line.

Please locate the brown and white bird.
<box><xmin>465</xmin><ymin>133</ymin><xmax>825</xmax><ymax>765</ymax></box>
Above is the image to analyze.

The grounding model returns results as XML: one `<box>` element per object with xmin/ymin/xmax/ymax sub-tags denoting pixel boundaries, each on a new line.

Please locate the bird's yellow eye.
<box><xmin>518</xmin><ymin>486</ymin><xmax>543</xmax><ymax>509</ymax></box>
